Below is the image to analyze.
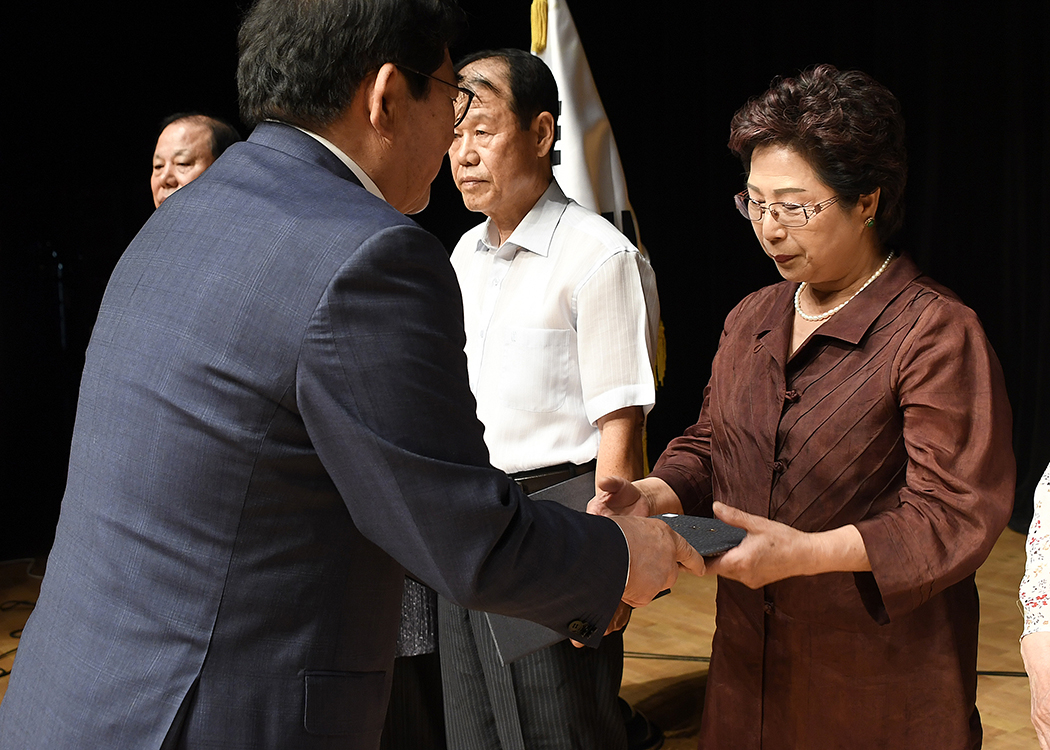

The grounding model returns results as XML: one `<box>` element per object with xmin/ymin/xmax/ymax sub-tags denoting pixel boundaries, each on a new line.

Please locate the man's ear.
<box><xmin>367</xmin><ymin>63</ymin><xmax>402</xmax><ymax>141</ymax></box>
<box><xmin>534</xmin><ymin>111</ymin><xmax>556</xmax><ymax>158</ymax></box>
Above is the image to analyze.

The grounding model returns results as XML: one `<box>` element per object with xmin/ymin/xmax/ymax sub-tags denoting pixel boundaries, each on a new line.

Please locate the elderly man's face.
<box><xmin>151</xmin><ymin>121</ymin><xmax>215</xmax><ymax>208</ymax></box>
<box><xmin>448</xmin><ymin>59</ymin><xmax>550</xmax><ymax>228</ymax></box>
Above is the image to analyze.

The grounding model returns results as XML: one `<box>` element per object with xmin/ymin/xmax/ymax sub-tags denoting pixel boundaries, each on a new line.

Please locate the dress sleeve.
<box><xmin>649</xmin><ymin>383</ymin><xmax>715</xmax><ymax>516</ymax></box>
<box><xmin>854</xmin><ymin>295</ymin><xmax>1015</xmax><ymax>619</ymax></box>
<box><xmin>647</xmin><ymin>297</ymin><xmax>750</xmax><ymax>516</ymax></box>
<box><xmin>1021</xmin><ymin>463</ymin><xmax>1050</xmax><ymax>636</ymax></box>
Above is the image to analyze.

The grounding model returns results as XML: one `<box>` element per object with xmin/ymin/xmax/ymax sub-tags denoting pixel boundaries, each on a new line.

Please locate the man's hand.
<box><xmin>604</xmin><ymin>600</ymin><xmax>634</xmax><ymax>634</ymax></box>
<box><xmin>704</xmin><ymin>502</ymin><xmax>870</xmax><ymax>588</ymax></box>
<box><xmin>612</xmin><ymin>515</ymin><xmax>705</xmax><ymax>607</ymax></box>
<box><xmin>588</xmin><ymin>475</ymin><xmax>652</xmax><ymax>518</ymax></box>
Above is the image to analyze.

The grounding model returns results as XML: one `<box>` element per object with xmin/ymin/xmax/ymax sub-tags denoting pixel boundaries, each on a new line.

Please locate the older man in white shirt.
<box><xmin>439</xmin><ymin>48</ymin><xmax>660</xmax><ymax>750</ymax></box>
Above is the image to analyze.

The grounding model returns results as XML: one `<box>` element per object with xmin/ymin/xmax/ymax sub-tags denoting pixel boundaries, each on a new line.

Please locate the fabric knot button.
<box><xmin>784</xmin><ymin>389</ymin><xmax>800</xmax><ymax>403</ymax></box>
<box><xmin>763</xmin><ymin>600</ymin><xmax>775</xmax><ymax>615</ymax></box>
<box><xmin>567</xmin><ymin>619</ymin><xmax>596</xmax><ymax>639</ymax></box>
<box><xmin>772</xmin><ymin>460</ymin><xmax>787</xmax><ymax>473</ymax></box>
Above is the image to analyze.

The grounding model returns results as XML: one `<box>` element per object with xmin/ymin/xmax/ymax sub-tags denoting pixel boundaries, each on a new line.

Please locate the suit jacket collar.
<box><xmin>248</xmin><ymin>121</ymin><xmax>362</xmax><ymax>188</ymax></box>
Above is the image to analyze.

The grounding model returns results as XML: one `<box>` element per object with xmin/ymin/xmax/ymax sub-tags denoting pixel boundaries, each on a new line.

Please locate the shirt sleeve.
<box><xmin>1021</xmin><ymin>463</ymin><xmax>1050</xmax><ymax>636</ymax></box>
<box><xmin>854</xmin><ymin>295</ymin><xmax>1015</xmax><ymax>620</ymax></box>
<box><xmin>576</xmin><ymin>250</ymin><xmax>658</xmax><ymax>424</ymax></box>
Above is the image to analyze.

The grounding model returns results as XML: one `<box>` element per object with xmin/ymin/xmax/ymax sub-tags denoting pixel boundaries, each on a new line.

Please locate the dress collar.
<box><xmin>755</xmin><ymin>253</ymin><xmax>925</xmax><ymax>352</ymax></box>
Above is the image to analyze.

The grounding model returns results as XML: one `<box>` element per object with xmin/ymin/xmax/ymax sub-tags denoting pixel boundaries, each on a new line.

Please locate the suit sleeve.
<box><xmin>296</xmin><ymin>223</ymin><xmax>627</xmax><ymax>645</ymax></box>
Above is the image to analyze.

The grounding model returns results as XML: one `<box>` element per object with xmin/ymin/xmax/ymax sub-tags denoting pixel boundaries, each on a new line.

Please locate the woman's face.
<box><xmin>745</xmin><ymin>144</ymin><xmax>880</xmax><ymax>292</ymax></box>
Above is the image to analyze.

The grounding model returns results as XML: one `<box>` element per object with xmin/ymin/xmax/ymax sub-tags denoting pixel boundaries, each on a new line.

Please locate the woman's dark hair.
<box><xmin>454</xmin><ymin>48</ymin><xmax>559</xmax><ymax>134</ymax></box>
<box><xmin>728</xmin><ymin>64</ymin><xmax>907</xmax><ymax>243</ymax></box>
<box><xmin>237</xmin><ymin>0</ymin><xmax>465</xmax><ymax>129</ymax></box>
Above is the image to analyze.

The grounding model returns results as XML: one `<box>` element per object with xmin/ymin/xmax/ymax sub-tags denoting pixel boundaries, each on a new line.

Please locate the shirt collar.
<box><xmin>476</xmin><ymin>180</ymin><xmax>568</xmax><ymax>258</ymax></box>
<box><xmin>281</xmin><ymin>122</ymin><xmax>387</xmax><ymax>203</ymax></box>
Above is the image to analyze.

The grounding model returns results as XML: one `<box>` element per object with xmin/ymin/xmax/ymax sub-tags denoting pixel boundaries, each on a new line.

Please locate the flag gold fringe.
<box><xmin>656</xmin><ymin>319</ymin><xmax>666</xmax><ymax>388</ymax></box>
<box><xmin>642</xmin><ymin>320</ymin><xmax>668</xmax><ymax>475</ymax></box>
<box><xmin>531</xmin><ymin>0</ymin><xmax>548</xmax><ymax>53</ymax></box>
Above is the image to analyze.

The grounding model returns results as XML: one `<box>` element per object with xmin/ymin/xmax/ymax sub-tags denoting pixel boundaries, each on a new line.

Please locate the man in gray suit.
<box><xmin>0</xmin><ymin>1</ymin><xmax>702</xmax><ymax>749</ymax></box>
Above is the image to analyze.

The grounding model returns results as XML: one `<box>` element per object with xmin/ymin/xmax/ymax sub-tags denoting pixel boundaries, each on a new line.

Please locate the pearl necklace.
<box><xmin>794</xmin><ymin>253</ymin><xmax>894</xmax><ymax>322</ymax></box>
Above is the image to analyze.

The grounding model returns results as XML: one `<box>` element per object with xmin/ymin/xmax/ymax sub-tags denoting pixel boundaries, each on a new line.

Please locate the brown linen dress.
<box><xmin>650</xmin><ymin>255</ymin><xmax>1015</xmax><ymax>750</ymax></box>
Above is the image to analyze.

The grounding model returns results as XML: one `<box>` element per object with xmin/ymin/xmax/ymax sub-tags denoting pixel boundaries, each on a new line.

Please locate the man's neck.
<box><xmin>490</xmin><ymin>176</ymin><xmax>553</xmax><ymax>247</ymax></box>
<box><xmin>285</xmin><ymin>123</ymin><xmax>387</xmax><ymax>203</ymax></box>
<box><xmin>314</xmin><ymin>119</ymin><xmax>381</xmax><ymax>184</ymax></box>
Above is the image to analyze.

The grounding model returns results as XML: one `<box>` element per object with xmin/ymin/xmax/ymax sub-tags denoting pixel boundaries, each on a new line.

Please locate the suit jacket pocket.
<box><xmin>303</xmin><ymin>669</ymin><xmax>388</xmax><ymax>736</ymax></box>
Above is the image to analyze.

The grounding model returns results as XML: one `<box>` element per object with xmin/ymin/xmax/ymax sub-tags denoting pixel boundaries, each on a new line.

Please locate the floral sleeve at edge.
<box><xmin>1020</xmin><ymin>462</ymin><xmax>1050</xmax><ymax>637</ymax></box>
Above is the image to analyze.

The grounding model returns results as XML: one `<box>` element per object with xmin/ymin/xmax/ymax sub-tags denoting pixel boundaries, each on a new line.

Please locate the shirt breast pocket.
<box><xmin>497</xmin><ymin>327</ymin><xmax>572</xmax><ymax>412</ymax></box>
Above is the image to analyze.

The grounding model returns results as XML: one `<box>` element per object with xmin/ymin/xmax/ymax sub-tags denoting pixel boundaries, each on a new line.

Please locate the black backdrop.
<box><xmin>4</xmin><ymin>1</ymin><xmax>1048</xmax><ymax>557</ymax></box>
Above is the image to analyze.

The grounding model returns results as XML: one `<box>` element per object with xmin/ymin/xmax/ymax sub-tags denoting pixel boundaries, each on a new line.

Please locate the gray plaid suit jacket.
<box><xmin>0</xmin><ymin>122</ymin><xmax>626</xmax><ymax>750</ymax></box>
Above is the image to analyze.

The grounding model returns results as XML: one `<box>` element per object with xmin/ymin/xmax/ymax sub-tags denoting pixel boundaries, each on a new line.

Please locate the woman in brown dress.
<box><xmin>592</xmin><ymin>65</ymin><xmax>1014</xmax><ymax>749</ymax></box>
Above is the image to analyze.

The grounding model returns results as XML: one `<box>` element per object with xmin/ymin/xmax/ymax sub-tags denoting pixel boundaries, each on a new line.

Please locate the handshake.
<box><xmin>585</xmin><ymin>475</ymin><xmax>705</xmax><ymax>631</ymax></box>
<box><xmin>590</xmin><ymin>473</ymin><xmax>867</xmax><ymax>621</ymax></box>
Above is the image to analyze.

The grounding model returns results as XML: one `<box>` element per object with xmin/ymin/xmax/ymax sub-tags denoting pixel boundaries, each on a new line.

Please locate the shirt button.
<box><xmin>784</xmin><ymin>389</ymin><xmax>800</xmax><ymax>403</ymax></box>
<box><xmin>773</xmin><ymin>460</ymin><xmax>787</xmax><ymax>473</ymax></box>
<box><xmin>763</xmin><ymin>600</ymin><xmax>775</xmax><ymax>615</ymax></box>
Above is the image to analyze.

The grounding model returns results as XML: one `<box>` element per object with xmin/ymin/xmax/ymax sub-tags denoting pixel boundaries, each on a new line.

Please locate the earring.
<box><xmin>864</xmin><ymin>217</ymin><xmax>875</xmax><ymax>228</ymax></box>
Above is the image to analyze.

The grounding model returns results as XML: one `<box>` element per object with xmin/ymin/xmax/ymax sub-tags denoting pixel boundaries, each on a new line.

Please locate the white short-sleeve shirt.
<box><xmin>450</xmin><ymin>180</ymin><xmax>659</xmax><ymax>474</ymax></box>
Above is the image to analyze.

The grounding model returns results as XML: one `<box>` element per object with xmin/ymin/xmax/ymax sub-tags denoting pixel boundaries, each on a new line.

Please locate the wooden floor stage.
<box><xmin>0</xmin><ymin>528</ymin><xmax>1036</xmax><ymax>747</ymax></box>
